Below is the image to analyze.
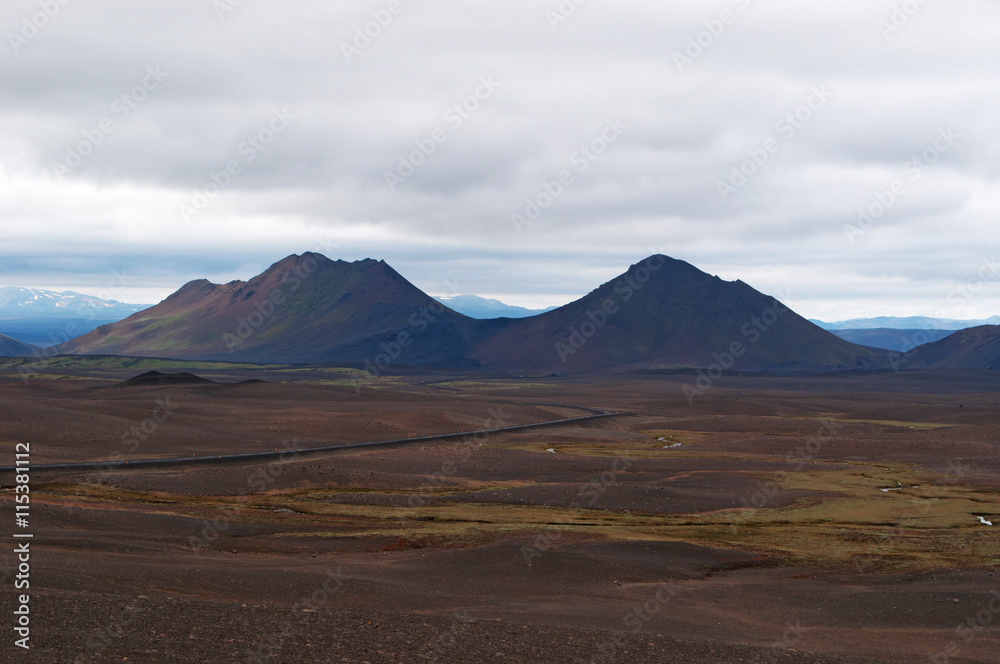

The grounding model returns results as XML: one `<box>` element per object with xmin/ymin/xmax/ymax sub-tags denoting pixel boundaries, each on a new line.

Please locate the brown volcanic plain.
<box><xmin>1</xmin><ymin>358</ymin><xmax>999</xmax><ymax>663</ymax></box>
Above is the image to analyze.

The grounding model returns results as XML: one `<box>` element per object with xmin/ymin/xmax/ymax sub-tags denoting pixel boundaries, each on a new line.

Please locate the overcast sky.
<box><xmin>1</xmin><ymin>0</ymin><xmax>998</xmax><ymax>321</ymax></box>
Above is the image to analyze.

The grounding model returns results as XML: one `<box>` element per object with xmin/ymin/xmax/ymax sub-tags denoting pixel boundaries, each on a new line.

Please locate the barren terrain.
<box><xmin>2</xmin><ymin>359</ymin><xmax>999</xmax><ymax>663</ymax></box>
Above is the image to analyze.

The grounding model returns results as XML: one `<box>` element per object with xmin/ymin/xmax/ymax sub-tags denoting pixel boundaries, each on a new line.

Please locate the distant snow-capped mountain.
<box><xmin>0</xmin><ymin>288</ymin><xmax>151</xmax><ymax>347</ymax></box>
<box><xmin>0</xmin><ymin>287</ymin><xmax>148</xmax><ymax>318</ymax></box>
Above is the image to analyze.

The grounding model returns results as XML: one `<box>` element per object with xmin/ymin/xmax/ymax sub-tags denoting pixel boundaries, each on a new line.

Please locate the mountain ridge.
<box><xmin>68</xmin><ymin>253</ymin><xmax>487</xmax><ymax>367</ymax></box>
<box><xmin>0</xmin><ymin>286</ymin><xmax>148</xmax><ymax>318</ymax></box>
<box><xmin>64</xmin><ymin>253</ymin><xmax>889</xmax><ymax>374</ymax></box>
<box><xmin>0</xmin><ymin>333</ymin><xmax>36</xmax><ymax>357</ymax></box>
<box><xmin>0</xmin><ymin>286</ymin><xmax>151</xmax><ymax>347</ymax></box>
<box><xmin>829</xmin><ymin>328</ymin><xmax>955</xmax><ymax>352</ymax></box>
<box><xmin>814</xmin><ymin>315</ymin><xmax>1000</xmax><ymax>331</ymax></box>
<box><xmin>891</xmin><ymin>325</ymin><xmax>1000</xmax><ymax>370</ymax></box>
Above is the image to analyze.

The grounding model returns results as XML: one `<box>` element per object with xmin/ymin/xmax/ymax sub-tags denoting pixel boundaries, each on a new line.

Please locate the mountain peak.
<box><xmin>62</xmin><ymin>253</ymin><xmax>889</xmax><ymax>373</ymax></box>
<box><xmin>264</xmin><ymin>253</ymin><xmax>385</xmax><ymax>274</ymax></box>
<box><xmin>0</xmin><ymin>286</ymin><xmax>148</xmax><ymax>318</ymax></box>
<box><xmin>165</xmin><ymin>279</ymin><xmax>219</xmax><ymax>304</ymax></box>
<box><xmin>64</xmin><ymin>252</ymin><xmax>471</xmax><ymax>364</ymax></box>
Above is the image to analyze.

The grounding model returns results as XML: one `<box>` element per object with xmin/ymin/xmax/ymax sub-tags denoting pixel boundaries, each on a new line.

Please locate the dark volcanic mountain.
<box><xmin>65</xmin><ymin>253</ymin><xmax>888</xmax><ymax>373</ymax></box>
<box><xmin>65</xmin><ymin>254</ymin><xmax>485</xmax><ymax>366</ymax></box>
<box><xmin>475</xmin><ymin>255</ymin><xmax>886</xmax><ymax>373</ymax></box>
<box><xmin>894</xmin><ymin>325</ymin><xmax>1000</xmax><ymax>370</ymax></box>
<box><xmin>0</xmin><ymin>333</ymin><xmax>36</xmax><ymax>357</ymax></box>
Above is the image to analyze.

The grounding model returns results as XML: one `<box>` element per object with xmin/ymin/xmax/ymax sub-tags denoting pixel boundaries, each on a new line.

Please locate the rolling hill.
<box><xmin>0</xmin><ymin>333</ymin><xmax>36</xmax><ymax>357</ymax></box>
<box><xmin>893</xmin><ymin>325</ymin><xmax>1000</xmax><ymax>370</ymax></box>
<box><xmin>829</xmin><ymin>328</ymin><xmax>954</xmax><ymax>352</ymax></box>
<box><xmin>64</xmin><ymin>253</ymin><xmax>889</xmax><ymax>374</ymax></box>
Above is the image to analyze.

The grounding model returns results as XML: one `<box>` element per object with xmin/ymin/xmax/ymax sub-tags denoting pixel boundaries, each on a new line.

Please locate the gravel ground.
<box><xmin>30</xmin><ymin>590</ymin><xmax>884</xmax><ymax>664</ymax></box>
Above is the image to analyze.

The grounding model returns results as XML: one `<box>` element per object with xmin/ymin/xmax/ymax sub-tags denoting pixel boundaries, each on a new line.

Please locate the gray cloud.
<box><xmin>1</xmin><ymin>0</ymin><xmax>998</xmax><ymax>319</ymax></box>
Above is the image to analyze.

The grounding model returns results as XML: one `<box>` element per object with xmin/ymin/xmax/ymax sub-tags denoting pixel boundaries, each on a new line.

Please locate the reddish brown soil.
<box><xmin>1</xmin><ymin>368</ymin><xmax>999</xmax><ymax>663</ymax></box>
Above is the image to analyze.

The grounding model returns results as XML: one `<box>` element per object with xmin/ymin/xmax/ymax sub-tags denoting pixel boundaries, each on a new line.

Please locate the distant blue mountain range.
<box><xmin>435</xmin><ymin>294</ymin><xmax>558</xmax><ymax>319</ymax></box>
<box><xmin>0</xmin><ymin>287</ymin><xmax>149</xmax><ymax>347</ymax></box>
<box><xmin>2</xmin><ymin>283</ymin><xmax>997</xmax><ymax>353</ymax></box>
<box><xmin>811</xmin><ymin>316</ymin><xmax>1000</xmax><ymax>331</ymax></box>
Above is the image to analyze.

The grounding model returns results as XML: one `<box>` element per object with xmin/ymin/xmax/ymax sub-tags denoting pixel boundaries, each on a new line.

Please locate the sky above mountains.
<box><xmin>1</xmin><ymin>1</ymin><xmax>998</xmax><ymax>320</ymax></box>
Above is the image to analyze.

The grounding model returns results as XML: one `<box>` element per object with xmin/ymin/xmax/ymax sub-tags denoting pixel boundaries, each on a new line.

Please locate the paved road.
<box><xmin>0</xmin><ymin>402</ymin><xmax>628</xmax><ymax>475</ymax></box>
